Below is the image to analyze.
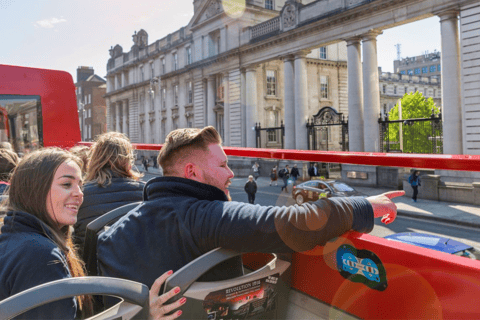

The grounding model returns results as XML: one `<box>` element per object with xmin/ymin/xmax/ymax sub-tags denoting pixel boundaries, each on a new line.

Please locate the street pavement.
<box><xmin>138</xmin><ymin>166</ymin><xmax>480</xmax><ymax>229</ymax></box>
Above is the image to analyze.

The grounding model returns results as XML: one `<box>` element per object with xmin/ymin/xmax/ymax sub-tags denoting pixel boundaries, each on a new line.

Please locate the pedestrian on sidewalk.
<box><xmin>244</xmin><ymin>175</ymin><xmax>257</xmax><ymax>204</ymax></box>
<box><xmin>290</xmin><ymin>164</ymin><xmax>300</xmax><ymax>186</ymax></box>
<box><xmin>408</xmin><ymin>170</ymin><xmax>421</xmax><ymax>202</ymax></box>
<box><xmin>279</xmin><ymin>165</ymin><xmax>290</xmax><ymax>193</ymax></box>
<box><xmin>143</xmin><ymin>157</ymin><xmax>149</xmax><ymax>172</ymax></box>
<box><xmin>252</xmin><ymin>162</ymin><xmax>260</xmax><ymax>181</ymax></box>
<box><xmin>270</xmin><ymin>165</ymin><xmax>278</xmax><ymax>186</ymax></box>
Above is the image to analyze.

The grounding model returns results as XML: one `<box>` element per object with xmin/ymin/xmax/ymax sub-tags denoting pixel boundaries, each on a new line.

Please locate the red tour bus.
<box><xmin>2</xmin><ymin>64</ymin><xmax>480</xmax><ymax>319</ymax></box>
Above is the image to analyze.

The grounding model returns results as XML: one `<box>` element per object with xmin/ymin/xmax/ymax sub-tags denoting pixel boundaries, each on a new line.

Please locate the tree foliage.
<box><xmin>384</xmin><ymin>92</ymin><xmax>442</xmax><ymax>154</ymax></box>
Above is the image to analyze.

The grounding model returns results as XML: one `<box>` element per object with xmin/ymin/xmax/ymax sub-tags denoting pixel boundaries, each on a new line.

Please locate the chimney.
<box><xmin>77</xmin><ymin>66</ymin><xmax>94</xmax><ymax>83</ymax></box>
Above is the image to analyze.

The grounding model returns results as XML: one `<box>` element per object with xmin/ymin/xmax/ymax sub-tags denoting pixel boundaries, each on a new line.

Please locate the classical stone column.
<box><xmin>439</xmin><ymin>10</ymin><xmax>462</xmax><ymax>155</ymax></box>
<box><xmin>207</xmin><ymin>76</ymin><xmax>216</xmax><ymax>127</ymax></box>
<box><xmin>115</xmin><ymin>103</ymin><xmax>121</xmax><ymax>133</ymax></box>
<box><xmin>283</xmin><ymin>55</ymin><xmax>295</xmax><ymax>149</ymax></box>
<box><xmin>123</xmin><ymin>100</ymin><xmax>128</xmax><ymax>136</ymax></box>
<box><xmin>241</xmin><ymin>69</ymin><xmax>247</xmax><ymax>147</ymax></box>
<box><xmin>145</xmin><ymin>92</ymin><xmax>151</xmax><ymax>143</ymax></box>
<box><xmin>178</xmin><ymin>79</ymin><xmax>187</xmax><ymax>128</ymax></box>
<box><xmin>223</xmin><ymin>72</ymin><xmax>230</xmax><ymax>146</ymax></box>
<box><xmin>245</xmin><ymin>66</ymin><xmax>258</xmax><ymax>148</ymax></box>
<box><xmin>294</xmin><ymin>51</ymin><xmax>309</xmax><ymax>150</ymax></box>
<box><xmin>346</xmin><ymin>37</ymin><xmax>364</xmax><ymax>152</ymax></box>
<box><xmin>166</xmin><ymin>83</ymin><xmax>173</xmax><ymax>135</ymax></box>
<box><xmin>362</xmin><ymin>31</ymin><xmax>382</xmax><ymax>152</ymax></box>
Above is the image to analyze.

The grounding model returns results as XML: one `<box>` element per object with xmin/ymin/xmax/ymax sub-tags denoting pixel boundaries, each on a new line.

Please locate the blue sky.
<box><xmin>1</xmin><ymin>0</ymin><xmax>441</xmax><ymax>80</ymax></box>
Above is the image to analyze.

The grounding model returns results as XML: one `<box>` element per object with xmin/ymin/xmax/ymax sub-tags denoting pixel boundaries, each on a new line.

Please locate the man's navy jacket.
<box><xmin>98</xmin><ymin>176</ymin><xmax>374</xmax><ymax>288</ymax></box>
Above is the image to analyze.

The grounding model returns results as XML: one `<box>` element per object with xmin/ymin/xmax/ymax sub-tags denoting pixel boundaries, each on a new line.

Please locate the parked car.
<box><xmin>385</xmin><ymin>232</ymin><xmax>478</xmax><ymax>260</ymax></box>
<box><xmin>292</xmin><ymin>180</ymin><xmax>365</xmax><ymax>205</ymax></box>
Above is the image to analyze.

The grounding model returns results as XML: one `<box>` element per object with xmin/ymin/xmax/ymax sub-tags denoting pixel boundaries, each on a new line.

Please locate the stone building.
<box><xmin>104</xmin><ymin>0</ymin><xmax>348</xmax><ymax>152</ymax></box>
<box><xmin>75</xmin><ymin>67</ymin><xmax>107</xmax><ymax>141</ymax></box>
<box><xmin>379</xmin><ymin>68</ymin><xmax>442</xmax><ymax>116</ymax></box>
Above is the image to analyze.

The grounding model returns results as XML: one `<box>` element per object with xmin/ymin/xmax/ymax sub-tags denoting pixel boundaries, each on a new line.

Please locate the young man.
<box><xmin>290</xmin><ymin>164</ymin><xmax>300</xmax><ymax>186</ymax></box>
<box><xmin>97</xmin><ymin>126</ymin><xmax>403</xmax><ymax>288</ymax></box>
<box><xmin>280</xmin><ymin>165</ymin><xmax>290</xmax><ymax>192</ymax></box>
<box><xmin>244</xmin><ymin>175</ymin><xmax>257</xmax><ymax>204</ymax></box>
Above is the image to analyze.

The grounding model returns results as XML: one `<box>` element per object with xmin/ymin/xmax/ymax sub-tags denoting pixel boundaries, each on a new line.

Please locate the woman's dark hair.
<box><xmin>6</xmin><ymin>148</ymin><xmax>93</xmax><ymax>316</ymax></box>
<box><xmin>0</xmin><ymin>149</ymin><xmax>19</xmax><ymax>182</ymax></box>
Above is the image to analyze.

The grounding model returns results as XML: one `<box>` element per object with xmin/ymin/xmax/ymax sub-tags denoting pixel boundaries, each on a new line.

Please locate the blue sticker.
<box><xmin>336</xmin><ymin>245</ymin><xmax>387</xmax><ymax>291</ymax></box>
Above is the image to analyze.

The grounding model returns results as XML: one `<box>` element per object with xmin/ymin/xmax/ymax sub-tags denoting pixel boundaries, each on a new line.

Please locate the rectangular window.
<box><xmin>414</xmin><ymin>68</ymin><xmax>420</xmax><ymax>75</ymax></box>
<box><xmin>151</xmin><ymin>63</ymin><xmax>155</xmax><ymax>79</ymax></box>
<box><xmin>405</xmin><ymin>86</ymin><xmax>408</xmax><ymax>94</ymax></box>
<box><xmin>173</xmin><ymin>53</ymin><xmax>178</xmax><ymax>71</ymax></box>
<box><xmin>88</xmin><ymin>94</ymin><xmax>91</xmax><ymax>104</ymax></box>
<box><xmin>407</xmin><ymin>69</ymin><xmax>413</xmax><ymax>75</ymax></box>
<box><xmin>430</xmin><ymin>65</ymin><xmax>436</xmax><ymax>72</ymax></box>
<box><xmin>319</xmin><ymin>46</ymin><xmax>327</xmax><ymax>60</ymax></box>
<box><xmin>162</xmin><ymin>58</ymin><xmax>166</xmax><ymax>74</ymax></box>
<box><xmin>174</xmin><ymin>85</ymin><xmax>179</xmax><ymax>105</ymax></box>
<box><xmin>216</xmin><ymin>113</ymin><xmax>224</xmax><ymax>141</ymax></box>
<box><xmin>140</xmin><ymin>66</ymin><xmax>144</xmax><ymax>82</ymax></box>
<box><xmin>433</xmin><ymin>89</ymin><xmax>436</xmax><ymax>97</ymax></box>
<box><xmin>88</xmin><ymin>108</ymin><xmax>91</xmax><ymax>118</ymax></box>
<box><xmin>186</xmin><ymin>47</ymin><xmax>192</xmax><ymax>65</ymax></box>
<box><xmin>162</xmin><ymin>88</ymin><xmax>166</xmax><ymax>109</ymax></box>
<box><xmin>187</xmin><ymin>116</ymin><xmax>193</xmax><ymax>128</ymax></box>
<box><xmin>422</xmin><ymin>67</ymin><xmax>428</xmax><ymax>73</ymax></box>
<box><xmin>265</xmin><ymin>0</ymin><xmax>273</xmax><ymax>10</ymax></box>
<box><xmin>400</xmin><ymin>70</ymin><xmax>406</xmax><ymax>75</ymax></box>
<box><xmin>266</xmin><ymin>70</ymin><xmax>277</xmax><ymax>96</ymax></box>
<box><xmin>0</xmin><ymin>95</ymin><xmax>42</xmax><ymax>154</ymax></box>
<box><xmin>437</xmin><ymin>64</ymin><xmax>441</xmax><ymax>72</ymax></box>
<box><xmin>382</xmin><ymin>84</ymin><xmax>386</xmax><ymax>94</ymax></box>
<box><xmin>320</xmin><ymin>76</ymin><xmax>329</xmax><ymax>99</ymax></box>
<box><xmin>267</xmin><ymin>109</ymin><xmax>279</xmax><ymax>142</ymax></box>
<box><xmin>394</xmin><ymin>86</ymin><xmax>397</xmax><ymax>94</ymax></box>
<box><xmin>188</xmin><ymin>81</ymin><xmax>193</xmax><ymax>104</ymax></box>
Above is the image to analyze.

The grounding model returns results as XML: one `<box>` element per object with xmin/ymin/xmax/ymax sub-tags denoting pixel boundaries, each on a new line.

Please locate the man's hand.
<box><xmin>366</xmin><ymin>191</ymin><xmax>405</xmax><ymax>225</ymax></box>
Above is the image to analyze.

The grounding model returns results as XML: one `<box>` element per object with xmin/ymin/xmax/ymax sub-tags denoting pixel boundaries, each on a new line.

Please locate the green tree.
<box><xmin>385</xmin><ymin>92</ymin><xmax>441</xmax><ymax>153</ymax></box>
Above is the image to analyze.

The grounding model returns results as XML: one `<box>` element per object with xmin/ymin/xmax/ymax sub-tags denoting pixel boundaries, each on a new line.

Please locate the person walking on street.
<box><xmin>408</xmin><ymin>170</ymin><xmax>421</xmax><ymax>202</ymax></box>
<box><xmin>244</xmin><ymin>175</ymin><xmax>257</xmax><ymax>204</ymax></box>
<box><xmin>143</xmin><ymin>157</ymin><xmax>149</xmax><ymax>172</ymax></box>
<box><xmin>290</xmin><ymin>164</ymin><xmax>300</xmax><ymax>186</ymax></box>
<box><xmin>270</xmin><ymin>165</ymin><xmax>278</xmax><ymax>186</ymax></box>
<box><xmin>252</xmin><ymin>162</ymin><xmax>260</xmax><ymax>181</ymax></box>
<box><xmin>308</xmin><ymin>163</ymin><xmax>319</xmax><ymax>178</ymax></box>
<box><xmin>279</xmin><ymin>165</ymin><xmax>290</xmax><ymax>193</ymax></box>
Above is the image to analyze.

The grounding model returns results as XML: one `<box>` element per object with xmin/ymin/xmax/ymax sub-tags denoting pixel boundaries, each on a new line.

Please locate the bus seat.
<box><xmin>0</xmin><ymin>277</ymin><xmax>149</xmax><ymax>320</ymax></box>
<box><xmin>83</xmin><ymin>202</ymin><xmax>142</xmax><ymax>276</ymax></box>
<box><xmin>163</xmin><ymin>248</ymin><xmax>291</xmax><ymax>320</ymax></box>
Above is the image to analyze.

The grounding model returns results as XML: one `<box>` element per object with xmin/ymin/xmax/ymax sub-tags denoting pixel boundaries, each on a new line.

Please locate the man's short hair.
<box><xmin>0</xmin><ymin>148</ymin><xmax>19</xmax><ymax>182</ymax></box>
<box><xmin>158</xmin><ymin>126</ymin><xmax>222</xmax><ymax>175</ymax></box>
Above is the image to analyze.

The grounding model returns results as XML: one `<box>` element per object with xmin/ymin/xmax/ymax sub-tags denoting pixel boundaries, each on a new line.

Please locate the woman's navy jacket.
<box><xmin>97</xmin><ymin>176</ymin><xmax>374</xmax><ymax>289</ymax></box>
<box><xmin>0</xmin><ymin>211</ymin><xmax>76</xmax><ymax>319</ymax></box>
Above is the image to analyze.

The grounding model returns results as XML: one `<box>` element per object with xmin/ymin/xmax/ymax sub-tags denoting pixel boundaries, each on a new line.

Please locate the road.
<box><xmin>141</xmin><ymin>173</ymin><xmax>480</xmax><ymax>251</ymax></box>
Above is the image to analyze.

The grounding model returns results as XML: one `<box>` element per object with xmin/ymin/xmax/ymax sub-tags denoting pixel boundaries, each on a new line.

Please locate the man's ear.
<box><xmin>184</xmin><ymin>163</ymin><xmax>198</xmax><ymax>180</ymax></box>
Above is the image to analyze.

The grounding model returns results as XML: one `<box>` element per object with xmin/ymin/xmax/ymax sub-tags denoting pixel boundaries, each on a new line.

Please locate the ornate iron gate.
<box><xmin>307</xmin><ymin>107</ymin><xmax>348</xmax><ymax>151</ymax></box>
<box><xmin>255</xmin><ymin>121</ymin><xmax>285</xmax><ymax>149</ymax></box>
<box><xmin>378</xmin><ymin>111</ymin><xmax>443</xmax><ymax>154</ymax></box>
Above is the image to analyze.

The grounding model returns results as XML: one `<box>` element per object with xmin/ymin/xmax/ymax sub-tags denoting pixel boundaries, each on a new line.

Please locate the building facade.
<box><xmin>394</xmin><ymin>51</ymin><xmax>442</xmax><ymax>78</ymax></box>
<box><xmin>105</xmin><ymin>0</ymin><xmax>348</xmax><ymax>150</ymax></box>
<box><xmin>379</xmin><ymin>69</ymin><xmax>442</xmax><ymax>116</ymax></box>
<box><xmin>75</xmin><ymin>67</ymin><xmax>107</xmax><ymax>141</ymax></box>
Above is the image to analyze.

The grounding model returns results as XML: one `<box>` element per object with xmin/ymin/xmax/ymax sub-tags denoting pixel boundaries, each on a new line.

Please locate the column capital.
<box><xmin>206</xmin><ymin>74</ymin><xmax>216</xmax><ymax>81</ymax></box>
<box><xmin>436</xmin><ymin>9</ymin><xmax>459</xmax><ymax>21</ymax></box>
<box><xmin>245</xmin><ymin>65</ymin><xmax>258</xmax><ymax>73</ymax></box>
<box><xmin>282</xmin><ymin>54</ymin><xmax>295</xmax><ymax>62</ymax></box>
<box><xmin>362</xmin><ymin>30</ymin><xmax>383</xmax><ymax>42</ymax></box>
<box><xmin>345</xmin><ymin>37</ymin><xmax>362</xmax><ymax>46</ymax></box>
<box><xmin>294</xmin><ymin>50</ymin><xmax>311</xmax><ymax>59</ymax></box>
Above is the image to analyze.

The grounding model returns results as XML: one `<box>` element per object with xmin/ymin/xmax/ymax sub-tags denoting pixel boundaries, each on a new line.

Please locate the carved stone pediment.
<box><xmin>312</xmin><ymin>107</ymin><xmax>343</xmax><ymax>125</ymax></box>
<box><xmin>280</xmin><ymin>0</ymin><xmax>302</xmax><ymax>32</ymax></box>
<box><xmin>206</xmin><ymin>0</ymin><xmax>221</xmax><ymax>19</ymax></box>
<box><xmin>191</xmin><ymin>0</ymin><xmax>224</xmax><ymax>28</ymax></box>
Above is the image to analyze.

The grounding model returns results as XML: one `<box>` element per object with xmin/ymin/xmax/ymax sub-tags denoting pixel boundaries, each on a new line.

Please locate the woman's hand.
<box><xmin>149</xmin><ymin>270</ymin><xmax>186</xmax><ymax>320</ymax></box>
<box><xmin>366</xmin><ymin>191</ymin><xmax>405</xmax><ymax>225</ymax></box>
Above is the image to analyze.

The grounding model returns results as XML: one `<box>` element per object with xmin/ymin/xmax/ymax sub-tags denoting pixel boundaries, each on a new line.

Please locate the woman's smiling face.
<box><xmin>46</xmin><ymin>160</ymin><xmax>84</xmax><ymax>229</ymax></box>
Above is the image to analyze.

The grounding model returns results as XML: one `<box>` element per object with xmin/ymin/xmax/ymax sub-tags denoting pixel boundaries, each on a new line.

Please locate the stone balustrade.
<box><xmin>251</xmin><ymin>17</ymin><xmax>280</xmax><ymax>39</ymax></box>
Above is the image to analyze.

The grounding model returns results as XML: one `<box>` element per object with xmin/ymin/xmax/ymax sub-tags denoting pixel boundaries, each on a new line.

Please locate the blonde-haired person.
<box><xmin>74</xmin><ymin>132</ymin><xmax>145</xmax><ymax>257</ymax></box>
<box><xmin>69</xmin><ymin>145</ymin><xmax>90</xmax><ymax>175</ymax></box>
<box><xmin>0</xmin><ymin>148</ymin><xmax>185</xmax><ymax>319</ymax></box>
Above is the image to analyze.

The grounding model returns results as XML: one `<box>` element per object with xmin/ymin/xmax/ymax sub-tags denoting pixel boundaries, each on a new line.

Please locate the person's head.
<box><xmin>294</xmin><ymin>164</ymin><xmax>297</xmax><ymax>168</ymax></box>
<box><xmin>8</xmin><ymin>148</ymin><xmax>83</xmax><ymax>232</ymax></box>
<box><xmin>0</xmin><ymin>141</ymin><xmax>13</xmax><ymax>151</ymax></box>
<box><xmin>85</xmin><ymin>132</ymin><xmax>141</xmax><ymax>186</ymax></box>
<box><xmin>0</xmin><ymin>148</ymin><xmax>19</xmax><ymax>182</ymax></box>
<box><xmin>69</xmin><ymin>145</ymin><xmax>90</xmax><ymax>175</ymax></box>
<box><xmin>248</xmin><ymin>175</ymin><xmax>253</xmax><ymax>182</ymax></box>
<box><xmin>314</xmin><ymin>163</ymin><xmax>317</xmax><ymax>167</ymax></box>
<box><xmin>158</xmin><ymin>126</ymin><xmax>234</xmax><ymax>196</ymax></box>
<box><xmin>414</xmin><ymin>170</ymin><xmax>420</xmax><ymax>176</ymax></box>
<box><xmin>285</xmin><ymin>165</ymin><xmax>289</xmax><ymax>169</ymax></box>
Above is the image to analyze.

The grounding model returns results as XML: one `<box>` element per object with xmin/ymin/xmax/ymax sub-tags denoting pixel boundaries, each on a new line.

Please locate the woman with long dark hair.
<box><xmin>0</xmin><ymin>148</ymin><xmax>184</xmax><ymax>319</ymax></box>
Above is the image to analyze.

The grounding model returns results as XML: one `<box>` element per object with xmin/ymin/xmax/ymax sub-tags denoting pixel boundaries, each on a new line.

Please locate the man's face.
<box><xmin>196</xmin><ymin>144</ymin><xmax>234</xmax><ymax>197</ymax></box>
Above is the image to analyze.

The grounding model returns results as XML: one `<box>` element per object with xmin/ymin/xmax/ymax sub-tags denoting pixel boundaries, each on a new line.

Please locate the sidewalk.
<box><xmin>229</xmin><ymin>177</ymin><xmax>480</xmax><ymax>229</ymax></box>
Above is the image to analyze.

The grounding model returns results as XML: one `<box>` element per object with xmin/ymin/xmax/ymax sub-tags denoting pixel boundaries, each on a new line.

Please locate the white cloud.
<box><xmin>34</xmin><ymin>18</ymin><xmax>67</xmax><ymax>29</ymax></box>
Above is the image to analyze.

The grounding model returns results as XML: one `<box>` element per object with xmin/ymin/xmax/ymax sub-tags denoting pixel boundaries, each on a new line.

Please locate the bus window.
<box><xmin>0</xmin><ymin>95</ymin><xmax>43</xmax><ymax>155</ymax></box>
